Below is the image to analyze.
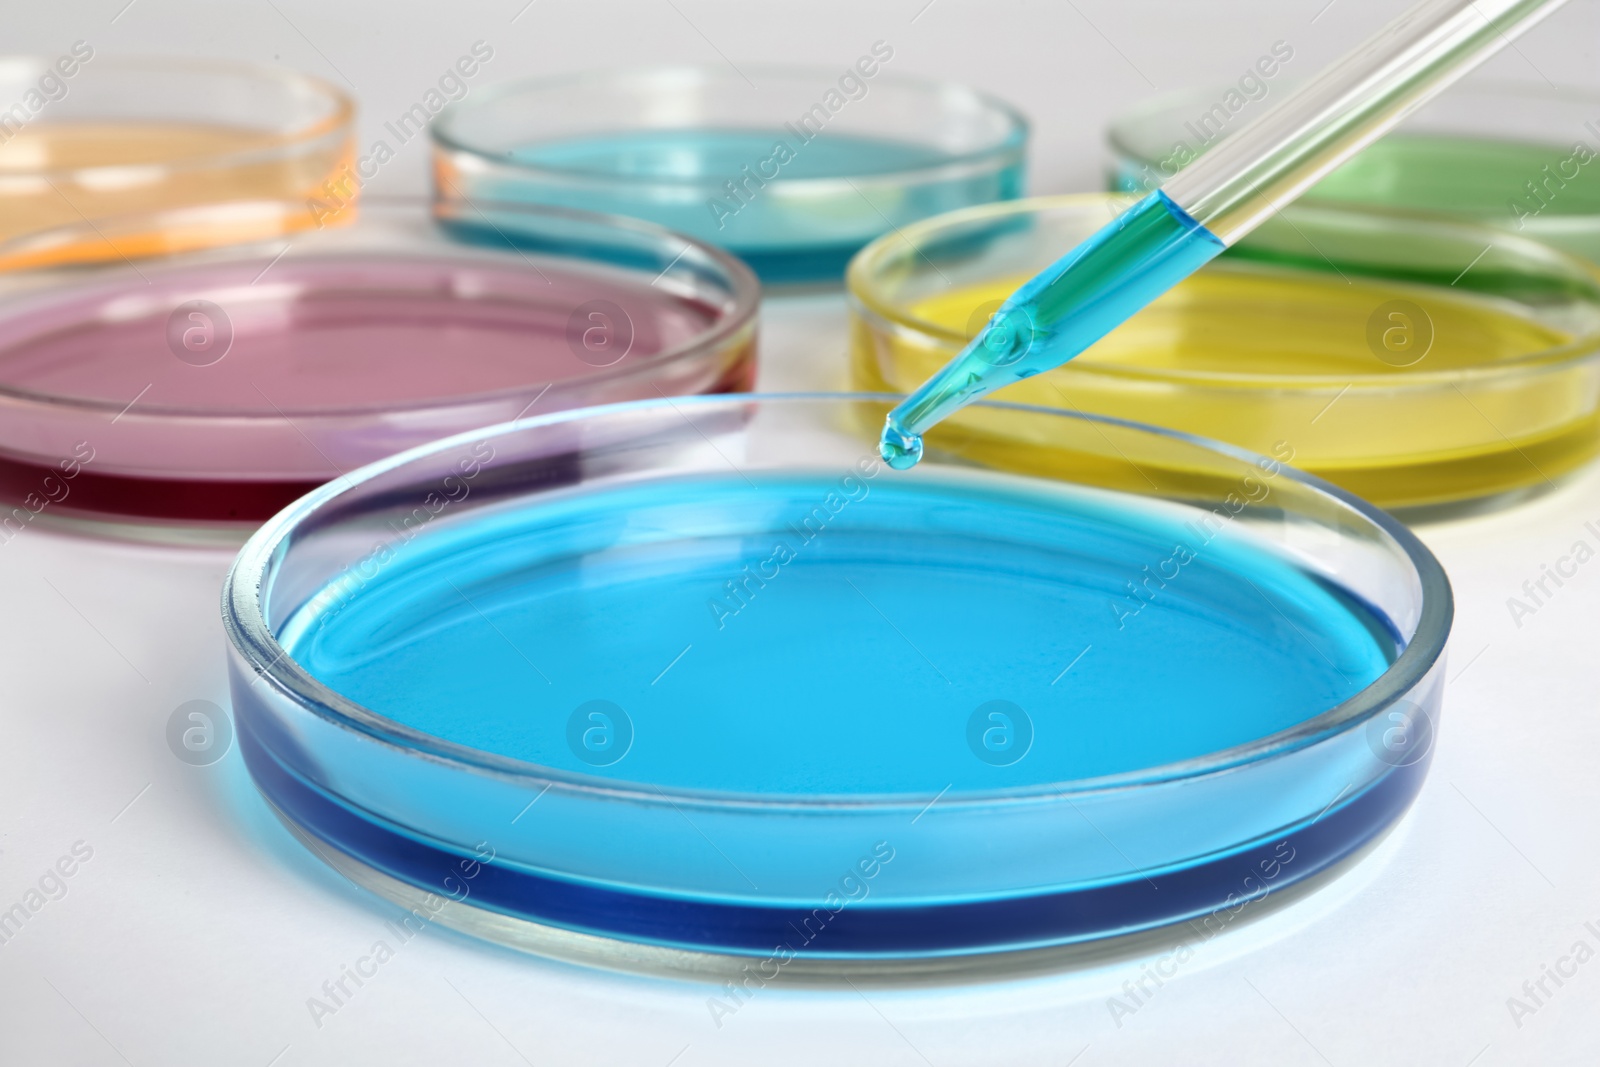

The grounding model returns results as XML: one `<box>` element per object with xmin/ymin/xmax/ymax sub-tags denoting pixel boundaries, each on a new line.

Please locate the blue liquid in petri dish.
<box><xmin>281</xmin><ymin>472</ymin><xmax>1392</xmax><ymax>796</ymax></box>
<box><xmin>259</xmin><ymin>466</ymin><xmax>1413</xmax><ymax>956</ymax></box>
<box><xmin>461</xmin><ymin>128</ymin><xmax>1024</xmax><ymax>282</ymax></box>
<box><xmin>510</xmin><ymin>129</ymin><xmax>955</xmax><ymax>182</ymax></box>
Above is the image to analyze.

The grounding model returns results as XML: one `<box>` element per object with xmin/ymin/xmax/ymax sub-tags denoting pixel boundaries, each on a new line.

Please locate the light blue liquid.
<box><xmin>510</xmin><ymin>129</ymin><xmax>954</xmax><ymax>182</ymax></box>
<box><xmin>452</xmin><ymin>127</ymin><xmax>1024</xmax><ymax>282</ymax></box>
<box><xmin>880</xmin><ymin>190</ymin><xmax>1225</xmax><ymax>468</ymax></box>
<box><xmin>279</xmin><ymin>471</ymin><xmax>1392</xmax><ymax>797</ymax></box>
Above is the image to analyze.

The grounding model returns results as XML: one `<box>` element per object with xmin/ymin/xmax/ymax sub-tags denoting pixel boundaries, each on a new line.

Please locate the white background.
<box><xmin>4</xmin><ymin>1</ymin><xmax>1600</xmax><ymax>1064</ymax></box>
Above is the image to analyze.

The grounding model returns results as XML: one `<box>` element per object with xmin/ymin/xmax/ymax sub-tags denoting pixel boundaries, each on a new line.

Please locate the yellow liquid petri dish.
<box><xmin>849</xmin><ymin>194</ymin><xmax>1600</xmax><ymax>512</ymax></box>
<box><xmin>0</xmin><ymin>57</ymin><xmax>354</xmax><ymax>269</ymax></box>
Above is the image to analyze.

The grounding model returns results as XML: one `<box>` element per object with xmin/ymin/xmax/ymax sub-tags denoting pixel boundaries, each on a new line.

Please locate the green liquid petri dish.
<box><xmin>1109</xmin><ymin>82</ymin><xmax>1600</xmax><ymax>263</ymax></box>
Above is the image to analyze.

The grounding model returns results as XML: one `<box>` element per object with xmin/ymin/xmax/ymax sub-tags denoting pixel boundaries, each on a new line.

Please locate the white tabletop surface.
<box><xmin>5</xmin><ymin>1</ymin><xmax>1600</xmax><ymax>1064</ymax></box>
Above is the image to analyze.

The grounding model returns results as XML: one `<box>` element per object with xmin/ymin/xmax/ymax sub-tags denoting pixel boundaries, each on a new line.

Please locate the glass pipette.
<box><xmin>879</xmin><ymin>0</ymin><xmax>1572</xmax><ymax>468</ymax></box>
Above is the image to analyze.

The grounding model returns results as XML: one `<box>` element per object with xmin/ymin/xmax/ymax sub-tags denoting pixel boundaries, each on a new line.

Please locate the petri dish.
<box><xmin>0</xmin><ymin>56</ymin><xmax>354</xmax><ymax>267</ymax></box>
<box><xmin>849</xmin><ymin>193</ymin><xmax>1600</xmax><ymax>513</ymax></box>
<box><xmin>0</xmin><ymin>199</ymin><xmax>756</xmax><ymax>534</ymax></box>
<box><xmin>431</xmin><ymin>65</ymin><xmax>1027</xmax><ymax>283</ymax></box>
<box><xmin>223</xmin><ymin>393</ymin><xmax>1452</xmax><ymax>974</ymax></box>
<box><xmin>1108</xmin><ymin>81</ymin><xmax>1600</xmax><ymax>262</ymax></box>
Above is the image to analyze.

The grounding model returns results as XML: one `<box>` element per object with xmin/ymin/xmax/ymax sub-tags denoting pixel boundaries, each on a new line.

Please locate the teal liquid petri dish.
<box><xmin>431</xmin><ymin>66</ymin><xmax>1028</xmax><ymax>283</ymax></box>
<box><xmin>224</xmin><ymin>394</ymin><xmax>1451</xmax><ymax>974</ymax></box>
<box><xmin>1108</xmin><ymin>81</ymin><xmax>1600</xmax><ymax>262</ymax></box>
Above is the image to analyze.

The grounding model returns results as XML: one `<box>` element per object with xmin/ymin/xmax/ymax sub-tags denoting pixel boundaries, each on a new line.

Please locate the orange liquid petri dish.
<box><xmin>0</xmin><ymin>56</ymin><xmax>354</xmax><ymax>269</ymax></box>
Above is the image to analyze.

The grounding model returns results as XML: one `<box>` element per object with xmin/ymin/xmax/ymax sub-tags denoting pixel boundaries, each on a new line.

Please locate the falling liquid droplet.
<box><xmin>879</xmin><ymin>416</ymin><xmax>924</xmax><ymax>470</ymax></box>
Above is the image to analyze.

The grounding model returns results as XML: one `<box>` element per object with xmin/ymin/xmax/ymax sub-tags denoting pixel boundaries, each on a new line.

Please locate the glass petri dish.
<box><xmin>849</xmin><ymin>193</ymin><xmax>1600</xmax><ymax>513</ymax></box>
<box><xmin>431</xmin><ymin>65</ymin><xmax>1027</xmax><ymax>283</ymax></box>
<box><xmin>0</xmin><ymin>199</ymin><xmax>756</xmax><ymax>534</ymax></box>
<box><xmin>0</xmin><ymin>56</ymin><xmax>355</xmax><ymax>267</ymax></box>
<box><xmin>1108</xmin><ymin>81</ymin><xmax>1600</xmax><ymax>262</ymax></box>
<box><xmin>223</xmin><ymin>393</ymin><xmax>1451</xmax><ymax>975</ymax></box>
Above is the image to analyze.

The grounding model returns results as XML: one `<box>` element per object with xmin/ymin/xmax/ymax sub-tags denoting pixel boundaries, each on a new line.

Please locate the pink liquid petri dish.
<box><xmin>0</xmin><ymin>199</ymin><xmax>757</xmax><ymax>535</ymax></box>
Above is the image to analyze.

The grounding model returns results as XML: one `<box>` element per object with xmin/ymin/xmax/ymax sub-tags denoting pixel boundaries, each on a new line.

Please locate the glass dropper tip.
<box><xmin>879</xmin><ymin>415</ymin><xmax>924</xmax><ymax>470</ymax></box>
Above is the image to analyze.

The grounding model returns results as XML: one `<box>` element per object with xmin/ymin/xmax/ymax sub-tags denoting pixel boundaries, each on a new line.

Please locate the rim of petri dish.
<box><xmin>432</xmin><ymin>65</ymin><xmax>1030</xmax><ymax>195</ymax></box>
<box><xmin>1106</xmin><ymin>80</ymin><xmax>1600</xmax><ymax>181</ymax></box>
<box><xmin>0</xmin><ymin>56</ymin><xmax>354</xmax><ymax>268</ymax></box>
<box><xmin>848</xmin><ymin>194</ymin><xmax>1600</xmax><ymax>512</ymax></box>
<box><xmin>0</xmin><ymin>197</ymin><xmax>759</xmax><ymax>528</ymax></box>
<box><xmin>849</xmin><ymin>193</ymin><xmax>1600</xmax><ymax>389</ymax></box>
<box><xmin>222</xmin><ymin>393</ymin><xmax>1453</xmax><ymax>971</ymax></box>
<box><xmin>0</xmin><ymin>198</ymin><xmax>760</xmax><ymax>419</ymax></box>
<box><xmin>0</xmin><ymin>55</ymin><xmax>353</xmax><ymax>180</ymax></box>
<box><xmin>225</xmin><ymin>392</ymin><xmax>1451</xmax><ymax>804</ymax></box>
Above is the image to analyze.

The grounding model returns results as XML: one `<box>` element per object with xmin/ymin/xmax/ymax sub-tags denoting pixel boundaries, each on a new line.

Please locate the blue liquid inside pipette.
<box><xmin>879</xmin><ymin>191</ymin><xmax>1226</xmax><ymax>469</ymax></box>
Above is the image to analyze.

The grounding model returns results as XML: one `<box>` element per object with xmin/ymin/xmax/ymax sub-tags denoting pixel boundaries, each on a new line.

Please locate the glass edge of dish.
<box><xmin>221</xmin><ymin>390</ymin><xmax>1454</xmax><ymax>813</ymax></box>
<box><xmin>0</xmin><ymin>196</ymin><xmax>762</xmax><ymax>421</ymax></box>
<box><xmin>0</xmin><ymin>54</ymin><xmax>355</xmax><ymax>179</ymax></box>
<box><xmin>429</xmin><ymin>64</ymin><xmax>1032</xmax><ymax>192</ymax></box>
<box><xmin>845</xmin><ymin>192</ymin><xmax>1600</xmax><ymax>386</ymax></box>
<box><xmin>1104</xmin><ymin>77</ymin><xmax>1600</xmax><ymax>164</ymax></box>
